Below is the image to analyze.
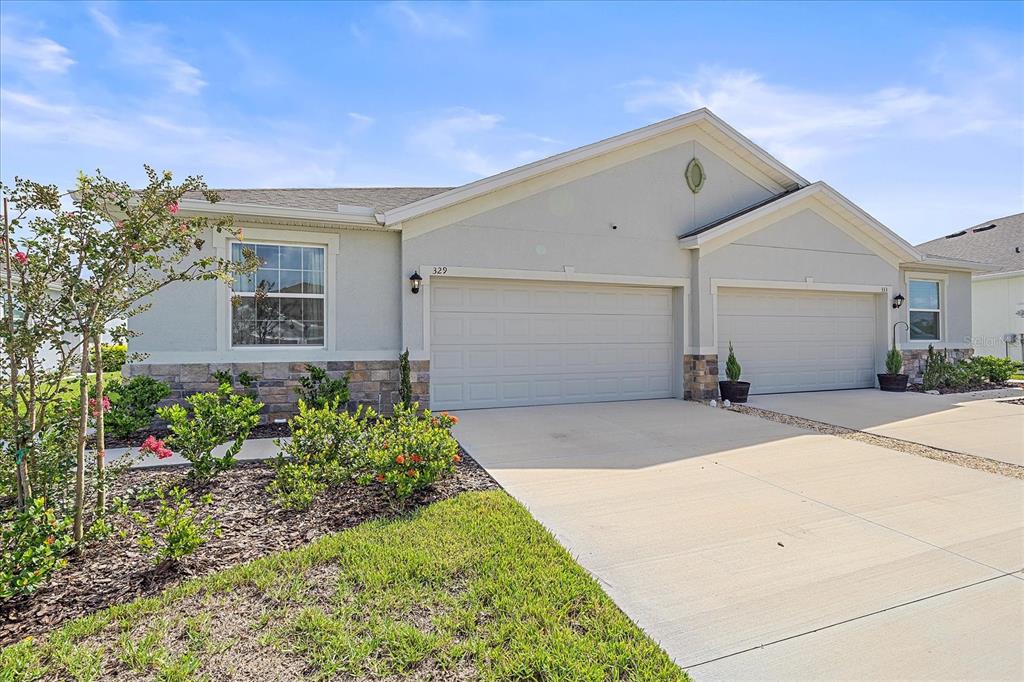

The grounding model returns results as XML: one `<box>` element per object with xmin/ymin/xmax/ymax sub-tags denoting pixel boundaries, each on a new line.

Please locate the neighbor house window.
<box><xmin>231</xmin><ymin>242</ymin><xmax>325</xmax><ymax>346</ymax></box>
<box><xmin>908</xmin><ymin>279</ymin><xmax>941</xmax><ymax>341</ymax></box>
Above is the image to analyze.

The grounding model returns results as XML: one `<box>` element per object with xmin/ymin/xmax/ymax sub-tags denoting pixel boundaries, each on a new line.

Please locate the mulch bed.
<box><xmin>906</xmin><ymin>381</ymin><xmax>1017</xmax><ymax>395</ymax></box>
<box><xmin>102</xmin><ymin>421</ymin><xmax>292</xmax><ymax>449</ymax></box>
<box><xmin>0</xmin><ymin>449</ymin><xmax>498</xmax><ymax>647</ymax></box>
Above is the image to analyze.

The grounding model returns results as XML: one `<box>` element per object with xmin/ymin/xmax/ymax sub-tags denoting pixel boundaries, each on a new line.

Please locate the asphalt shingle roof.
<box><xmin>184</xmin><ymin>187</ymin><xmax>454</xmax><ymax>213</ymax></box>
<box><xmin>678</xmin><ymin>188</ymin><xmax>804</xmax><ymax>239</ymax></box>
<box><xmin>916</xmin><ymin>212</ymin><xmax>1024</xmax><ymax>274</ymax></box>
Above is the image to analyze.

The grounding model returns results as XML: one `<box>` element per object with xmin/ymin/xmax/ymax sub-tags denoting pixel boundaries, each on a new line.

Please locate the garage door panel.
<box><xmin>718</xmin><ymin>288</ymin><xmax>877</xmax><ymax>394</ymax></box>
<box><xmin>431</xmin><ymin>279</ymin><xmax>675</xmax><ymax>409</ymax></box>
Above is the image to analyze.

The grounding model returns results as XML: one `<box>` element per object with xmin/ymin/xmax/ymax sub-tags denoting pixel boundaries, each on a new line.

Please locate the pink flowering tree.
<box><xmin>1</xmin><ymin>167</ymin><xmax>258</xmax><ymax>542</ymax></box>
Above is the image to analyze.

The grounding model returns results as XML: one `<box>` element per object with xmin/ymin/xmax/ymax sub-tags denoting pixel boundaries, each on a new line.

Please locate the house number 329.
<box><xmin>432</xmin><ymin>266</ymin><xmax>448</xmax><ymax>275</ymax></box>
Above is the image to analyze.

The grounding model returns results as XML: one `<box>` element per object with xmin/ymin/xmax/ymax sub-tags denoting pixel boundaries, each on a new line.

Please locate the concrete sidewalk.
<box><xmin>453</xmin><ymin>399</ymin><xmax>1024</xmax><ymax>680</ymax></box>
<box><xmin>107</xmin><ymin>437</ymin><xmax>286</xmax><ymax>468</ymax></box>
<box><xmin>750</xmin><ymin>388</ymin><xmax>1024</xmax><ymax>466</ymax></box>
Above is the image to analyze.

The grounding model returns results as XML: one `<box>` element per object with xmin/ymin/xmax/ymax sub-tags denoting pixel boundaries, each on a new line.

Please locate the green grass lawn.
<box><xmin>1</xmin><ymin>490</ymin><xmax>686</xmax><ymax>681</ymax></box>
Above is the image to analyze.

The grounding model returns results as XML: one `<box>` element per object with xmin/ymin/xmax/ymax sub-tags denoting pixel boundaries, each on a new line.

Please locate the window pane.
<box><xmin>233</xmin><ymin>272</ymin><xmax>255</xmax><ymax>293</ymax></box>
<box><xmin>303</xmin><ymin>298</ymin><xmax>324</xmax><ymax>322</ymax></box>
<box><xmin>909</xmin><ymin>280</ymin><xmax>939</xmax><ymax>310</ymax></box>
<box><xmin>278</xmin><ymin>270</ymin><xmax>304</xmax><ymax>294</ymax></box>
<box><xmin>303</xmin><ymin>247</ymin><xmax>324</xmax><ymax>273</ymax></box>
<box><xmin>279</xmin><ymin>245</ymin><xmax>303</xmax><ymax>269</ymax></box>
<box><xmin>231</xmin><ymin>298</ymin><xmax>256</xmax><ymax>345</ymax></box>
<box><xmin>910</xmin><ymin>311</ymin><xmax>939</xmax><ymax>340</ymax></box>
<box><xmin>255</xmin><ymin>269</ymin><xmax>279</xmax><ymax>293</ymax></box>
<box><xmin>302</xmin><ymin>271</ymin><xmax>324</xmax><ymax>294</ymax></box>
<box><xmin>255</xmin><ymin>244</ymin><xmax>279</xmax><ymax>268</ymax></box>
<box><xmin>280</xmin><ymin>298</ymin><xmax>303</xmax><ymax>322</ymax></box>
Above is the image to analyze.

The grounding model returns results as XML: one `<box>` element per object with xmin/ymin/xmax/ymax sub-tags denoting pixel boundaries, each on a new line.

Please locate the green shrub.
<box><xmin>157</xmin><ymin>385</ymin><xmax>263</xmax><ymax>481</ymax></box>
<box><xmin>105</xmin><ymin>376</ymin><xmax>172</xmax><ymax>439</ymax></box>
<box><xmin>294</xmin><ymin>364</ymin><xmax>349</xmax><ymax>410</ymax></box>
<box><xmin>1</xmin><ymin>498</ymin><xmax>74</xmax><ymax>599</ymax></box>
<box><xmin>268</xmin><ymin>400</ymin><xmax>368</xmax><ymax>509</ymax></box>
<box><xmin>211</xmin><ymin>369</ymin><xmax>233</xmax><ymax>387</ymax></box>
<box><xmin>211</xmin><ymin>369</ymin><xmax>259</xmax><ymax>398</ymax></box>
<box><xmin>398</xmin><ymin>349</ymin><xmax>412</xmax><ymax>409</ymax></box>
<box><xmin>91</xmin><ymin>343</ymin><xmax>128</xmax><ymax>374</ymax></box>
<box><xmin>968</xmin><ymin>355</ymin><xmax>1018</xmax><ymax>383</ymax></box>
<box><xmin>357</xmin><ymin>402</ymin><xmax>460</xmax><ymax>501</ymax></box>
<box><xmin>885</xmin><ymin>344</ymin><xmax>904</xmax><ymax>375</ymax></box>
<box><xmin>115</xmin><ymin>486</ymin><xmax>219</xmax><ymax>564</ymax></box>
<box><xmin>922</xmin><ymin>345</ymin><xmax>952</xmax><ymax>391</ymax></box>
<box><xmin>725</xmin><ymin>342</ymin><xmax>742</xmax><ymax>382</ymax></box>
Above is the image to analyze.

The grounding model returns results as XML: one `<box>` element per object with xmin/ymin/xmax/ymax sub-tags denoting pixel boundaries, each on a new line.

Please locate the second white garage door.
<box><xmin>717</xmin><ymin>288</ymin><xmax>878</xmax><ymax>394</ymax></box>
<box><xmin>430</xmin><ymin>279</ymin><xmax>675</xmax><ymax>409</ymax></box>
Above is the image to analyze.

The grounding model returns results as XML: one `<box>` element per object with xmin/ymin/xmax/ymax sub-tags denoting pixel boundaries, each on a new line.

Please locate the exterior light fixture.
<box><xmin>409</xmin><ymin>271</ymin><xmax>422</xmax><ymax>294</ymax></box>
<box><xmin>892</xmin><ymin>293</ymin><xmax>905</xmax><ymax>309</ymax></box>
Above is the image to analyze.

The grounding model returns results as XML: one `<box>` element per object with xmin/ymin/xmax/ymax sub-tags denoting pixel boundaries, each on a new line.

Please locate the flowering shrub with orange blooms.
<box><xmin>356</xmin><ymin>402</ymin><xmax>461</xmax><ymax>501</ymax></box>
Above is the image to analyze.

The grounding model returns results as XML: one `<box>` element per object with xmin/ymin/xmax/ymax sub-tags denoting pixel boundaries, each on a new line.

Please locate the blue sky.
<box><xmin>1</xmin><ymin>1</ymin><xmax>1021</xmax><ymax>243</ymax></box>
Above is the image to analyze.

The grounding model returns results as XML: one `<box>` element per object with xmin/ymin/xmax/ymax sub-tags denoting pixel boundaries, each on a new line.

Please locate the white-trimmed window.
<box><xmin>230</xmin><ymin>242</ymin><xmax>325</xmax><ymax>346</ymax></box>
<box><xmin>908</xmin><ymin>279</ymin><xmax>941</xmax><ymax>341</ymax></box>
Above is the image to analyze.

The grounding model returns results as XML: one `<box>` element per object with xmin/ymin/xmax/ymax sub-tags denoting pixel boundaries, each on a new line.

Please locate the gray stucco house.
<box><xmin>917</xmin><ymin>212</ymin><xmax>1024</xmax><ymax>362</ymax></box>
<box><xmin>128</xmin><ymin>109</ymin><xmax>985</xmax><ymax>418</ymax></box>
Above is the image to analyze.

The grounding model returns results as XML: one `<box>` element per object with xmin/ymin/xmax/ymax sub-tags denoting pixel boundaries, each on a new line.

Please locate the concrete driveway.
<box><xmin>750</xmin><ymin>388</ymin><xmax>1024</xmax><ymax>466</ymax></box>
<box><xmin>452</xmin><ymin>400</ymin><xmax>1024</xmax><ymax>680</ymax></box>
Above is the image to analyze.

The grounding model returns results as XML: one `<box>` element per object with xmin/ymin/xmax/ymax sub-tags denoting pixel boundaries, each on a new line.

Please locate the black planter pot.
<box><xmin>719</xmin><ymin>381</ymin><xmax>751</xmax><ymax>403</ymax></box>
<box><xmin>877</xmin><ymin>373</ymin><xmax>909</xmax><ymax>392</ymax></box>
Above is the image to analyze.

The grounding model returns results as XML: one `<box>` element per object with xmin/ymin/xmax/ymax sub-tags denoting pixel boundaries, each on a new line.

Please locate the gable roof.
<box><xmin>677</xmin><ymin>182</ymin><xmax>923</xmax><ymax>263</ymax></box>
<box><xmin>382</xmin><ymin>108</ymin><xmax>808</xmax><ymax>225</ymax></box>
<box><xmin>182</xmin><ymin>187</ymin><xmax>451</xmax><ymax>213</ymax></box>
<box><xmin>916</xmin><ymin>212</ymin><xmax>1024</xmax><ymax>274</ymax></box>
<box><xmin>680</xmin><ymin>187</ymin><xmax>804</xmax><ymax>239</ymax></box>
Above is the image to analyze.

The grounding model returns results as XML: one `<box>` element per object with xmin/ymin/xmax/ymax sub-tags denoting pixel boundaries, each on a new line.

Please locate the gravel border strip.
<box><xmin>729</xmin><ymin>405</ymin><xmax>1024</xmax><ymax>480</ymax></box>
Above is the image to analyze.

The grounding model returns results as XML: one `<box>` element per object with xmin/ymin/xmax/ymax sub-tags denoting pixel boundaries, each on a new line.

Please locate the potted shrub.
<box><xmin>719</xmin><ymin>342</ymin><xmax>751</xmax><ymax>403</ymax></box>
<box><xmin>878</xmin><ymin>342</ymin><xmax>909</xmax><ymax>392</ymax></box>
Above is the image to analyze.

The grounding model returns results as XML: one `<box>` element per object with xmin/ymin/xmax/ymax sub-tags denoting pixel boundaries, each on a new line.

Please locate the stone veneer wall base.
<box><xmin>900</xmin><ymin>347</ymin><xmax>974</xmax><ymax>383</ymax></box>
<box><xmin>684</xmin><ymin>354</ymin><xmax>719</xmax><ymax>401</ymax></box>
<box><xmin>127</xmin><ymin>360</ymin><xmax>429</xmax><ymax>422</ymax></box>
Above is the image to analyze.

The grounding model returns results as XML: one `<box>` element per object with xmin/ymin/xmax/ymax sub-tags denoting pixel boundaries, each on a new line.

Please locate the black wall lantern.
<box><xmin>409</xmin><ymin>271</ymin><xmax>422</xmax><ymax>294</ymax></box>
<box><xmin>892</xmin><ymin>293</ymin><xmax>905</xmax><ymax>309</ymax></box>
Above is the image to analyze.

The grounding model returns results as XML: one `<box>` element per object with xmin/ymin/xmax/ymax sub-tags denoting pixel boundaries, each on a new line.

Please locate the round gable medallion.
<box><xmin>685</xmin><ymin>158</ymin><xmax>706</xmax><ymax>194</ymax></box>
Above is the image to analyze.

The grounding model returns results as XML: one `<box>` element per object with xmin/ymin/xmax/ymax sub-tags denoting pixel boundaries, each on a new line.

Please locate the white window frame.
<box><xmin>229</xmin><ymin>239</ymin><xmax>328</xmax><ymax>349</ymax></box>
<box><xmin>906</xmin><ymin>276</ymin><xmax>943</xmax><ymax>342</ymax></box>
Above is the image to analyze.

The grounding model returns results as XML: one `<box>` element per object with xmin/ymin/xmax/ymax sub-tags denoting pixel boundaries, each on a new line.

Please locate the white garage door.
<box><xmin>717</xmin><ymin>288</ymin><xmax>878</xmax><ymax>394</ymax></box>
<box><xmin>430</xmin><ymin>279</ymin><xmax>675</xmax><ymax>409</ymax></box>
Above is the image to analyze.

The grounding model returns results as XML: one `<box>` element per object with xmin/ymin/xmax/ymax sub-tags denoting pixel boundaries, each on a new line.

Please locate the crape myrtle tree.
<box><xmin>1</xmin><ymin>167</ymin><xmax>258</xmax><ymax>543</ymax></box>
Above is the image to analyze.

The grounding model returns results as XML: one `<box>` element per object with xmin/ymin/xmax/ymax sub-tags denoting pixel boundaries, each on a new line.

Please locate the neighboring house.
<box><xmin>917</xmin><ymin>213</ymin><xmax>1024</xmax><ymax>362</ymax></box>
<box><xmin>127</xmin><ymin>109</ymin><xmax>986</xmax><ymax>417</ymax></box>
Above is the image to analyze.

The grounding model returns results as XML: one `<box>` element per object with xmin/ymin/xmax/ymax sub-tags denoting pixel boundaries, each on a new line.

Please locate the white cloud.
<box><xmin>347</xmin><ymin>112</ymin><xmax>375</xmax><ymax>135</ymax></box>
<box><xmin>349</xmin><ymin>23</ymin><xmax>369</xmax><ymax>45</ymax></box>
<box><xmin>0</xmin><ymin>35</ymin><xmax>75</xmax><ymax>74</ymax></box>
<box><xmin>389</xmin><ymin>1</ymin><xmax>475</xmax><ymax>39</ymax></box>
<box><xmin>409</xmin><ymin>109</ymin><xmax>504</xmax><ymax>176</ymax></box>
<box><xmin>88</xmin><ymin>4</ymin><xmax>206</xmax><ymax>95</ymax></box>
<box><xmin>0</xmin><ymin>88</ymin><xmax>349</xmax><ymax>187</ymax></box>
<box><xmin>623</xmin><ymin>46</ymin><xmax>1022</xmax><ymax>173</ymax></box>
<box><xmin>407</xmin><ymin>108</ymin><xmax>562</xmax><ymax>179</ymax></box>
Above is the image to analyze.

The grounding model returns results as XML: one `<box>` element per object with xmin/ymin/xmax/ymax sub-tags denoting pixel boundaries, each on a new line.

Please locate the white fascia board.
<box><xmin>973</xmin><ymin>268</ymin><xmax>1024</xmax><ymax>281</ymax></box>
<box><xmin>699</xmin><ymin>109</ymin><xmax>808</xmax><ymax>187</ymax></box>
<box><xmin>678</xmin><ymin>181</ymin><xmax>922</xmax><ymax>264</ymax></box>
<box><xmin>381</xmin><ymin>108</ymin><xmax>808</xmax><ymax>226</ymax></box>
<box><xmin>178</xmin><ymin>199</ymin><xmax>387</xmax><ymax>229</ymax></box>
<box><xmin>910</xmin><ymin>255</ymin><xmax>998</xmax><ymax>273</ymax></box>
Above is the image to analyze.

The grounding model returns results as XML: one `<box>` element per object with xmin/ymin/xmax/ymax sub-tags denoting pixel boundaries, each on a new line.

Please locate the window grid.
<box><xmin>908</xmin><ymin>279</ymin><xmax>941</xmax><ymax>342</ymax></box>
<box><xmin>230</xmin><ymin>241</ymin><xmax>326</xmax><ymax>347</ymax></box>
